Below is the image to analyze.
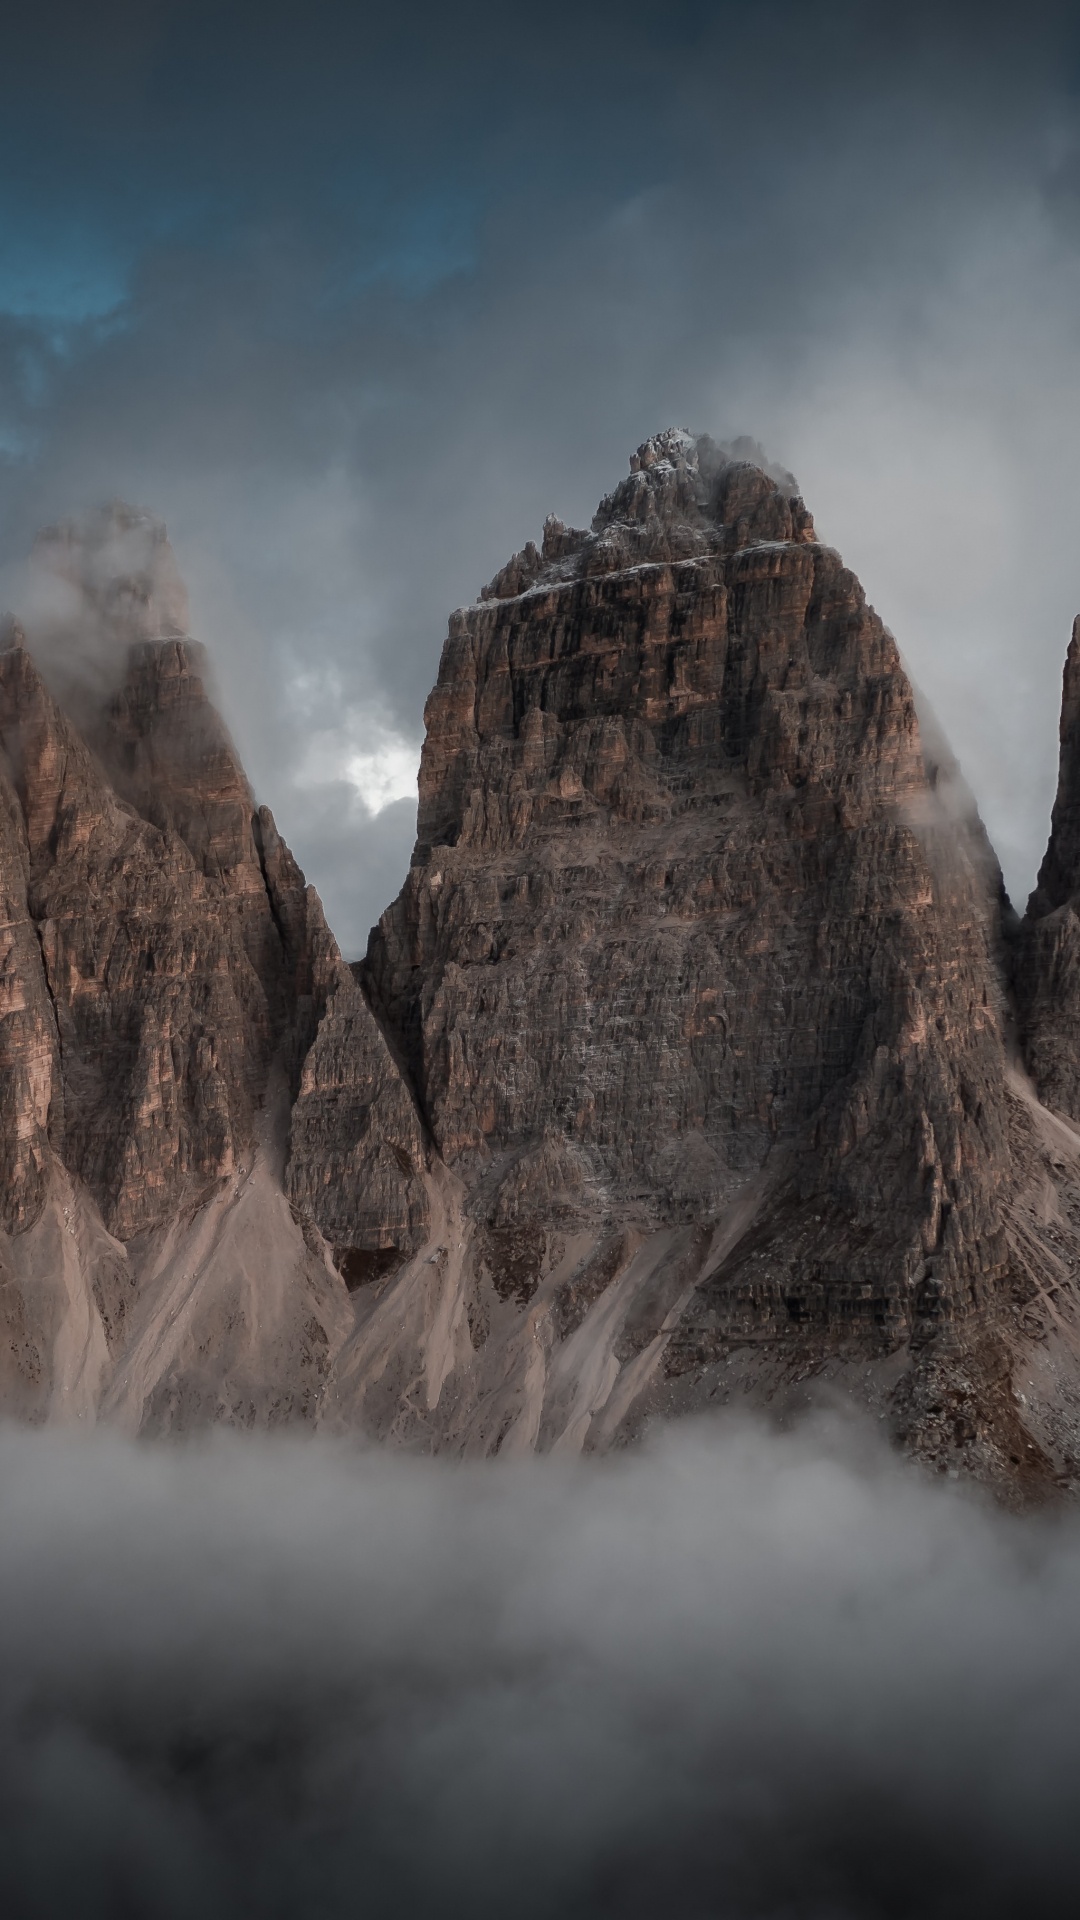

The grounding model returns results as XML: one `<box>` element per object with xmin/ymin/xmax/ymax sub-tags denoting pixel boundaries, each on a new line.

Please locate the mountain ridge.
<box><xmin>2</xmin><ymin>442</ymin><xmax>1079</xmax><ymax>1495</ymax></box>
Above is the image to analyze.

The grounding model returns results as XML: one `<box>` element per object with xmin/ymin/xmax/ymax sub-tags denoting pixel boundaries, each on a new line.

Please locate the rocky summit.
<box><xmin>3</xmin><ymin>443</ymin><xmax>1080</xmax><ymax>1495</ymax></box>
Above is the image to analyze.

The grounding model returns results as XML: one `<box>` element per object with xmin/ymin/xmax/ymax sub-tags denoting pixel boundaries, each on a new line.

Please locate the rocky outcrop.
<box><xmin>0</xmin><ymin>511</ymin><xmax>427</xmax><ymax>1426</ymax></box>
<box><xmin>0</xmin><ymin>675</ymin><xmax>62</xmax><ymax>1235</ymax></box>
<box><xmin>1016</xmin><ymin>617</ymin><xmax>1080</xmax><ymax>1120</ymax></box>
<box><xmin>283</xmin><ymin>903</ymin><xmax>430</xmax><ymax>1279</ymax></box>
<box><xmin>0</xmin><ymin>629</ymin><xmax>280</xmax><ymax>1238</ymax></box>
<box><xmin>332</xmin><ymin>431</ymin><xmax>1080</xmax><ymax>1489</ymax></box>
<box><xmin>6</xmin><ymin>451</ymin><xmax>1080</xmax><ymax>1495</ymax></box>
<box><xmin>367</xmin><ymin>432</ymin><xmax>1013</xmax><ymax>1358</ymax></box>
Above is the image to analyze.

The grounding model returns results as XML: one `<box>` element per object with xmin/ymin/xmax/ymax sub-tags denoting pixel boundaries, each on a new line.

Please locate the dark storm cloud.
<box><xmin>5</xmin><ymin>1413</ymin><xmax>1080</xmax><ymax>1918</ymax></box>
<box><xmin>1</xmin><ymin>0</ymin><xmax>1079</xmax><ymax>947</ymax></box>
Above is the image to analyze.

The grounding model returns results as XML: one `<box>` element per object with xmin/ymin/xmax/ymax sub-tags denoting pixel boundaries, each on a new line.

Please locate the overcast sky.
<box><xmin>2</xmin><ymin>0</ymin><xmax>1080</xmax><ymax>950</ymax></box>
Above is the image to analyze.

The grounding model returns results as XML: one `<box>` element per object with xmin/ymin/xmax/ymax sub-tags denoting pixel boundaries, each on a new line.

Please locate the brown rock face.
<box><xmin>1016</xmin><ymin>617</ymin><xmax>1080</xmax><ymax>1119</ymax></box>
<box><xmin>282</xmin><ymin>896</ymin><xmax>430</xmax><ymax>1274</ymax></box>
<box><xmin>0</xmin><ymin>656</ymin><xmax>62</xmax><ymax>1234</ymax></box>
<box><xmin>328</xmin><ymin>430</ymin><xmax>1080</xmax><ymax>1491</ymax></box>
<box><xmin>367</xmin><ymin>429</ymin><xmax>1014</xmax><ymax>1358</ymax></box>
<box><xmin>7</xmin><ymin>448</ymin><xmax>1080</xmax><ymax>1493</ymax></box>
<box><xmin>0</xmin><ymin>632</ymin><xmax>280</xmax><ymax>1238</ymax></box>
<box><xmin>0</xmin><ymin>510</ymin><xmax>427</xmax><ymax>1427</ymax></box>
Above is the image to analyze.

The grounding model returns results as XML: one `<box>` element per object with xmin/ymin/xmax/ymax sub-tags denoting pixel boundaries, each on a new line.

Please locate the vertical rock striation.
<box><xmin>4</xmin><ymin>453</ymin><xmax>1080</xmax><ymax>1490</ymax></box>
<box><xmin>1016</xmin><ymin>617</ymin><xmax>1080</xmax><ymax>1120</ymax></box>
<box><xmin>0</xmin><ymin>640</ymin><xmax>62</xmax><ymax>1235</ymax></box>
<box><xmin>0</xmin><ymin>626</ymin><xmax>276</xmax><ymax>1237</ymax></box>
<box><xmin>0</xmin><ymin>509</ymin><xmax>427</xmax><ymax>1428</ymax></box>
<box><xmin>367</xmin><ymin>430</ymin><xmax>1015</xmax><ymax>1371</ymax></box>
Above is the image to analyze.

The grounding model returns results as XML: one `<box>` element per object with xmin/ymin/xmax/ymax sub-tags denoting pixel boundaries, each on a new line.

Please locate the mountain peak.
<box><xmin>31</xmin><ymin>500</ymin><xmax>190</xmax><ymax>648</ymax></box>
<box><xmin>480</xmin><ymin>428</ymin><xmax>815</xmax><ymax>602</ymax></box>
<box><xmin>5</xmin><ymin>445</ymin><xmax>1080</xmax><ymax>1498</ymax></box>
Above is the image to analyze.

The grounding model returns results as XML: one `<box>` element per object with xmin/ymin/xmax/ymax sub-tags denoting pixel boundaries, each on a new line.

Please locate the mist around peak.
<box><xmin>3</xmin><ymin>1412</ymin><xmax>1080</xmax><ymax>1919</ymax></box>
<box><xmin>8</xmin><ymin>502</ymin><xmax>193</xmax><ymax>725</ymax></box>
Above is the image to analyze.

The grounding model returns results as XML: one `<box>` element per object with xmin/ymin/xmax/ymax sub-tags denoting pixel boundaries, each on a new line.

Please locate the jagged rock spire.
<box><xmin>366</xmin><ymin>427</ymin><xmax>1020</xmax><ymax>1475</ymax></box>
<box><xmin>1015</xmin><ymin>615</ymin><xmax>1080</xmax><ymax>1120</ymax></box>
<box><xmin>1</xmin><ymin>447</ymin><xmax>1078</xmax><ymax>1493</ymax></box>
<box><xmin>481</xmin><ymin>429</ymin><xmax>815</xmax><ymax>601</ymax></box>
<box><xmin>1028</xmin><ymin>614</ymin><xmax>1080</xmax><ymax>917</ymax></box>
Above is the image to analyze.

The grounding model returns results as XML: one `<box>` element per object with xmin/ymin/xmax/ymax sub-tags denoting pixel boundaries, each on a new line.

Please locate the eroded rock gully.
<box><xmin>3</xmin><ymin>446</ymin><xmax>1080</xmax><ymax>1494</ymax></box>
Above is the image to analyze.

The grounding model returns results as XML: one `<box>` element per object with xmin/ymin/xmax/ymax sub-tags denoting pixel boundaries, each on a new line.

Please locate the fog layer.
<box><xmin>2</xmin><ymin>1414</ymin><xmax>1080</xmax><ymax>1918</ymax></box>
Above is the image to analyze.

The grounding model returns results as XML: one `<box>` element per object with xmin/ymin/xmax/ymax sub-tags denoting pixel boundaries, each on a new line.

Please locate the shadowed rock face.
<box><xmin>0</xmin><ymin>509</ymin><xmax>427</xmax><ymax>1424</ymax></box>
<box><xmin>367</xmin><ymin>430</ymin><xmax>1015</xmax><ymax>1356</ymax></box>
<box><xmin>0</xmin><ymin>694</ymin><xmax>62</xmax><ymax>1235</ymax></box>
<box><xmin>0</xmin><ymin>526</ymin><xmax>426</xmax><ymax>1428</ymax></box>
<box><xmin>0</xmin><ymin>631</ymin><xmax>271</xmax><ymax>1237</ymax></box>
<box><xmin>334</xmin><ymin>434</ymin><xmax>1080</xmax><ymax>1491</ymax></box>
<box><xmin>1016</xmin><ymin>618</ymin><xmax>1080</xmax><ymax>1120</ymax></box>
<box><xmin>5</xmin><ymin>448</ymin><xmax>1080</xmax><ymax>1493</ymax></box>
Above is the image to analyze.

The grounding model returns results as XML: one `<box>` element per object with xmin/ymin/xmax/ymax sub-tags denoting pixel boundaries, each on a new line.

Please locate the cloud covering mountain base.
<box><xmin>3</xmin><ymin>1415</ymin><xmax>1080</xmax><ymax>1918</ymax></box>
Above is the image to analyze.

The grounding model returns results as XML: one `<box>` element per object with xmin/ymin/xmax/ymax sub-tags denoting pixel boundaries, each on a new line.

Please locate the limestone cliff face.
<box><xmin>0</xmin><ymin>708</ymin><xmax>61</xmax><ymax>1235</ymax></box>
<box><xmin>0</xmin><ymin>633</ymin><xmax>291</xmax><ymax>1238</ymax></box>
<box><xmin>367</xmin><ymin>431</ymin><xmax>1014</xmax><ymax>1363</ymax></box>
<box><xmin>331</xmin><ymin>432</ymin><xmax>1080</xmax><ymax>1490</ymax></box>
<box><xmin>5</xmin><ymin>453</ymin><xmax>1080</xmax><ymax>1495</ymax></box>
<box><xmin>0</xmin><ymin>510</ymin><xmax>426</xmax><ymax>1427</ymax></box>
<box><xmin>1016</xmin><ymin>618</ymin><xmax>1080</xmax><ymax>1120</ymax></box>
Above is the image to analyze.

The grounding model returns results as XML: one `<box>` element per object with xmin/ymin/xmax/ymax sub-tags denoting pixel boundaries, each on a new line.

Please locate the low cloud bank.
<box><xmin>2</xmin><ymin>1414</ymin><xmax>1079</xmax><ymax>1917</ymax></box>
